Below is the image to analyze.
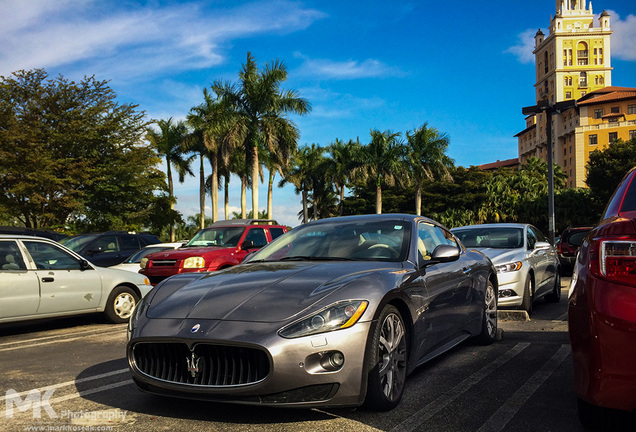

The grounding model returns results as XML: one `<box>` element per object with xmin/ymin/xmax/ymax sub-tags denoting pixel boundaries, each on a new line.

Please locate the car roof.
<box><xmin>0</xmin><ymin>234</ymin><xmax>55</xmax><ymax>240</ymax></box>
<box><xmin>452</xmin><ymin>223</ymin><xmax>528</xmax><ymax>230</ymax></box>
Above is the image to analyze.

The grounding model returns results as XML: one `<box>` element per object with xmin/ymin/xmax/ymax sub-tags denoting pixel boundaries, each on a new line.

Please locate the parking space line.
<box><xmin>0</xmin><ymin>328</ymin><xmax>126</xmax><ymax>352</ymax></box>
<box><xmin>476</xmin><ymin>344</ymin><xmax>571</xmax><ymax>432</ymax></box>
<box><xmin>391</xmin><ymin>342</ymin><xmax>531</xmax><ymax>432</ymax></box>
<box><xmin>0</xmin><ymin>368</ymin><xmax>129</xmax><ymax>403</ymax></box>
<box><xmin>48</xmin><ymin>379</ymin><xmax>133</xmax><ymax>404</ymax></box>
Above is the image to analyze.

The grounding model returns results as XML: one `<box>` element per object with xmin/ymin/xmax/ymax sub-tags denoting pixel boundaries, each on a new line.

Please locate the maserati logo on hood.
<box><xmin>191</xmin><ymin>324</ymin><xmax>201</xmax><ymax>333</ymax></box>
<box><xmin>186</xmin><ymin>352</ymin><xmax>201</xmax><ymax>378</ymax></box>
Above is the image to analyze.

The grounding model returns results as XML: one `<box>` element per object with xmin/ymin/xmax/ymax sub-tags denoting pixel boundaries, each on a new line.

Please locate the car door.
<box><xmin>0</xmin><ymin>240</ymin><xmax>40</xmax><ymax>320</ymax></box>
<box><xmin>83</xmin><ymin>234</ymin><xmax>121</xmax><ymax>267</ymax></box>
<box><xmin>22</xmin><ymin>240</ymin><xmax>102</xmax><ymax>314</ymax></box>
<box><xmin>529</xmin><ymin>226</ymin><xmax>556</xmax><ymax>295</ymax></box>
<box><xmin>417</xmin><ymin>222</ymin><xmax>472</xmax><ymax>355</ymax></box>
<box><xmin>118</xmin><ymin>234</ymin><xmax>142</xmax><ymax>263</ymax></box>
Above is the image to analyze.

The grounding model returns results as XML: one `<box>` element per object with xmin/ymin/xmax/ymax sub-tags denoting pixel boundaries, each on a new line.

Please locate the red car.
<box><xmin>140</xmin><ymin>219</ymin><xmax>287</xmax><ymax>285</ymax></box>
<box><xmin>568</xmin><ymin>166</ymin><xmax>636</xmax><ymax>428</ymax></box>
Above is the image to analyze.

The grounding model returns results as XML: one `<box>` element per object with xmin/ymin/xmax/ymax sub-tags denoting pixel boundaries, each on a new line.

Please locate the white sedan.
<box><xmin>0</xmin><ymin>234</ymin><xmax>153</xmax><ymax>324</ymax></box>
<box><xmin>110</xmin><ymin>242</ymin><xmax>185</xmax><ymax>273</ymax></box>
<box><xmin>452</xmin><ymin>223</ymin><xmax>561</xmax><ymax>314</ymax></box>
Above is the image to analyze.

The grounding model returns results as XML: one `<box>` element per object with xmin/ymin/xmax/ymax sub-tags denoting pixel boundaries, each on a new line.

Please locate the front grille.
<box><xmin>151</xmin><ymin>259</ymin><xmax>178</xmax><ymax>267</ymax></box>
<box><xmin>132</xmin><ymin>342</ymin><xmax>270</xmax><ymax>386</ymax></box>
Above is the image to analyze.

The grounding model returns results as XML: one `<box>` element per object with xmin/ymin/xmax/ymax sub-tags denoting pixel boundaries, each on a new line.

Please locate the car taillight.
<box><xmin>593</xmin><ymin>238</ymin><xmax>636</xmax><ymax>287</ymax></box>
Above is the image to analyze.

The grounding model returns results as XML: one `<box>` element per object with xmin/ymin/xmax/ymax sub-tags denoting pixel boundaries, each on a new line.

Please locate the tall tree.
<box><xmin>405</xmin><ymin>123</ymin><xmax>454</xmax><ymax>215</ymax></box>
<box><xmin>363</xmin><ymin>129</ymin><xmax>406</xmax><ymax>214</ymax></box>
<box><xmin>0</xmin><ymin>69</ymin><xmax>165</xmax><ymax>231</ymax></box>
<box><xmin>211</xmin><ymin>52</ymin><xmax>311</xmax><ymax>219</ymax></box>
<box><xmin>586</xmin><ymin>137</ymin><xmax>636</xmax><ymax>210</ymax></box>
<box><xmin>147</xmin><ymin>118</ymin><xmax>193</xmax><ymax>241</ymax></box>
<box><xmin>326</xmin><ymin>138</ymin><xmax>364</xmax><ymax>215</ymax></box>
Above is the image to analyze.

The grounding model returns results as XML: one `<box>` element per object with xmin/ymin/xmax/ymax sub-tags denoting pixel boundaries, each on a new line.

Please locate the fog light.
<box><xmin>330</xmin><ymin>352</ymin><xmax>345</xmax><ymax>368</ymax></box>
<box><xmin>499</xmin><ymin>289</ymin><xmax>514</xmax><ymax>298</ymax></box>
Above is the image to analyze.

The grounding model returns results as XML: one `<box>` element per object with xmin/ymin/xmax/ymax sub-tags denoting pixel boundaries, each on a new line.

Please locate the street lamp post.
<box><xmin>522</xmin><ymin>99</ymin><xmax>577</xmax><ymax>245</ymax></box>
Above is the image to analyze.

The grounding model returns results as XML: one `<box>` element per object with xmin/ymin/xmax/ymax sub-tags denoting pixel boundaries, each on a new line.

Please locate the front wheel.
<box><xmin>104</xmin><ymin>286</ymin><xmax>139</xmax><ymax>323</ymax></box>
<box><xmin>475</xmin><ymin>279</ymin><xmax>498</xmax><ymax>345</ymax></box>
<box><xmin>364</xmin><ymin>305</ymin><xmax>408</xmax><ymax>411</ymax></box>
<box><xmin>545</xmin><ymin>271</ymin><xmax>561</xmax><ymax>303</ymax></box>
<box><xmin>520</xmin><ymin>276</ymin><xmax>534</xmax><ymax>315</ymax></box>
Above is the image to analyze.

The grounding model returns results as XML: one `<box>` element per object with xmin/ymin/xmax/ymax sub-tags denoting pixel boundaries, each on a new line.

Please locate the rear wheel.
<box><xmin>520</xmin><ymin>276</ymin><xmax>534</xmax><ymax>315</ymax></box>
<box><xmin>546</xmin><ymin>271</ymin><xmax>561</xmax><ymax>303</ymax></box>
<box><xmin>475</xmin><ymin>279</ymin><xmax>497</xmax><ymax>345</ymax></box>
<box><xmin>364</xmin><ymin>305</ymin><xmax>408</xmax><ymax>411</ymax></box>
<box><xmin>104</xmin><ymin>286</ymin><xmax>139</xmax><ymax>323</ymax></box>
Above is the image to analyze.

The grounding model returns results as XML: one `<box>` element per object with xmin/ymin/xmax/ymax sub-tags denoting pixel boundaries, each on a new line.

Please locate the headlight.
<box><xmin>140</xmin><ymin>257</ymin><xmax>148</xmax><ymax>269</ymax></box>
<box><xmin>279</xmin><ymin>300</ymin><xmax>368</xmax><ymax>339</ymax></box>
<box><xmin>183</xmin><ymin>256</ymin><xmax>205</xmax><ymax>268</ymax></box>
<box><xmin>127</xmin><ymin>301</ymin><xmax>145</xmax><ymax>341</ymax></box>
<box><xmin>495</xmin><ymin>261</ymin><xmax>523</xmax><ymax>273</ymax></box>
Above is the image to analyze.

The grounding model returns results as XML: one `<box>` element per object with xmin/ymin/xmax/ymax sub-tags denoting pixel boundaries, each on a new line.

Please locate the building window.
<box><xmin>628</xmin><ymin>104</ymin><xmax>636</xmax><ymax>114</ymax></box>
<box><xmin>581</xmin><ymin>91</ymin><xmax>586</xmax><ymax>96</ymax></box>
<box><xmin>589</xmin><ymin>134</ymin><xmax>598</xmax><ymax>145</ymax></box>
<box><xmin>609</xmin><ymin>132</ymin><xmax>618</xmax><ymax>142</ymax></box>
<box><xmin>630</xmin><ymin>130</ymin><xmax>636</xmax><ymax>140</ymax></box>
<box><xmin>594</xmin><ymin>109</ymin><xmax>603</xmax><ymax>119</ymax></box>
<box><xmin>579</xmin><ymin>72</ymin><xmax>587</xmax><ymax>87</ymax></box>
<box><xmin>611</xmin><ymin>106</ymin><xmax>620</xmax><ymax>113</ymax></box>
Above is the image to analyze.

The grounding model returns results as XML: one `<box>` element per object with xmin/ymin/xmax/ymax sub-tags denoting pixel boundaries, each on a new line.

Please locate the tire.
<box><xmin>475</xmin><ymin>279</ymin><xmax>498</xmax><ymax>345</ymax></box>
<box><xmin>364</xmin><ymin>305</ymin><xmax>408</xmax><ymax>411</ymax></box>
<box><xmin>577</xmin><ymin>398</ymin><xmax>605</xmax><ymax>430</ymax></box>
<box><xmin>520</xmin><ymin>276</ymin><xmax>534</xmax><ymax>315</ymax></box>
<box><xmin>104</xmin><ymin>286</ymin><xmax>139</xmax><ymax>324</ymax></box>
<box><xmin>545</xmin><ymin>271</ymin><xmax>561</xmax><ymax>303</ymax></box>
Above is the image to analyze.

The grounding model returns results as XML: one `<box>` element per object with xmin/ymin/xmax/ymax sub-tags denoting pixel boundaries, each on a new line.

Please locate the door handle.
<box><xmin>42</xmin><ymin>277</ymin><xmax>54</xmax><ymax>283</ymax></box>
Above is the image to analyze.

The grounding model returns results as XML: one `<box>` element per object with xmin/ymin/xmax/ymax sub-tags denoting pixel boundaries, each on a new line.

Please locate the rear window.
<box><xmin>621</xmin><ymin>176</ymin><xmax>636</xmax><ymax>212</ymax></box>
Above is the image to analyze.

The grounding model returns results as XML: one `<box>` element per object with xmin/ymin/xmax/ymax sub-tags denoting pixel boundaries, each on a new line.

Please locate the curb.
<box><xmin>497</xmin><ymin>310</ymin><xmax>530</xmax><ymax>321</ymax></box>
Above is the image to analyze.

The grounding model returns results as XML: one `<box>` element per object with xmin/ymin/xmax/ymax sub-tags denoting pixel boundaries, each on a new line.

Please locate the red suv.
<box><xmin>557</xmin><ymin>226</ymin><xmax>593</xmax><ymax>275</ymax></box>
<box><xmin>568</xmin><ymin>166</ymin><xmax>636</xmax><ymax>428</ymax></box>
<box><xmin>140</xmin><ymin>219</ymin><xmax>287</xmax><ymax>285</ymax></box>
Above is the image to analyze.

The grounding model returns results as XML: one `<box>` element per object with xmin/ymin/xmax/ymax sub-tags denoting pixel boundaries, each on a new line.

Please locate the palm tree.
<box><xmin>147</xmin><ymin>118</ymin><xmax>193</xmax><ymax>241</ymax></box>
<box><xmin>405</xmin><ymin>123</ymin><xmax>454</xmax><ymax>215</ymax></box>
<box><xmin>326</xmin><ymin>138</ymin><xmax>364</xmax><ymax>215</ymax></box>
<box><xmin>280</xmin><ymin>144</ymin><xmax>320</xmax><ymax>223</ymax></box>
<box><xmin>187</xmin><ymin>89</ymin><xmax>234</xmax><ymax>223</ymax></box>
<box><xmin>211</xmin><ymin>52</ymin><xmax>311</xmax><ymax>220</ymax></box>
<box><xmin>363</xmin><ymin>129</ymin><xmax>406</xmax><ymax>214</ymax></box>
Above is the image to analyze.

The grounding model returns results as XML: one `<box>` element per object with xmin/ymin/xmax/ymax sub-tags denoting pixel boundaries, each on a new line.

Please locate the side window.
<box><xmin>91</xmin><ymin>235</ymin><xmax>119</xmax><ymax>252</ymax></box>
<box><xmin>23</xmin><ymin>241</ymin><xmax>81</xmax><ymax>270</ymax></box>
<box><xmin>418</xmin><ymin>223</ymin><xmax>453</xmax><ymax>262</ymax></box>
<box><xmin>269</xmin><ymin>227</ymin><xmax>285</xmax><ymax>240</ymax></box>
<box><xmin>526</xmin><ymin>229</ymin><xmax>537</xmax><ymax>250</ymax></box>
<box><xmin>529</xmin><ymin>226</ymin><xmax>547</xmax><ymax>243</ymax></box>
<box><xmin>0</xmin><ymin>241</ymin><xmax>27</xmax><ymax>270</ymax></box>
<box><xmin>244</xmin><ymin>228</ymin><xmax>267</xmax><ymax>248</ymax></box>
<box><xmin>120</xmin><ymin>235</ymin><xmax>140</xmax><ymax>250</ymax></box>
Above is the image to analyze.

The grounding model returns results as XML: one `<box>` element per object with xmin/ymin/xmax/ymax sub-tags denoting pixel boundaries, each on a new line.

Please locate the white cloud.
<box><xmin>607</xmin><ymin>10</ymin><xmax>636</xmax><ymax>61</ymax></box>
<box><xmin>0</xmin><ymin>0</ymin><xmax>325</xmax><ymax>80</ymax></box>
<box><xmin>294</xmin><ymin>52</ymin><xmax>404</xmax><ymax>80</ymax></box>
<box><xmin>504</xmin><ymin>29</ymin><xmax>538</xmax><ymax>64</ymax></box>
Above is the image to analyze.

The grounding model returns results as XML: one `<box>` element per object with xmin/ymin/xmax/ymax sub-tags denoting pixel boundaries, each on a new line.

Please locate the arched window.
<box><xmin>579</xmin><ymin>72</ymin><xmax>587</xmax><ymax>87</ymax></box>
<box><xmin>577</xmin><ymin>42</ymin><xmax>588</xmax><ymax>65</ymax></box>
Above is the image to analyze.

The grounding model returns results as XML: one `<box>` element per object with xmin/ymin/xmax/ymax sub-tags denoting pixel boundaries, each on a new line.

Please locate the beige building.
<box><xmin>515</xmin><ymin>1</ymin><xmax>636</xmax><ymax>187</ymax></box>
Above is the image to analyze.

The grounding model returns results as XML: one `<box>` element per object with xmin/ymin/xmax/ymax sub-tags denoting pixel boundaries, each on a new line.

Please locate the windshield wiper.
<box><xmin>279</xmin><ymin>256</ymin><xmax>356</xmax><ymax>261</ymax></box>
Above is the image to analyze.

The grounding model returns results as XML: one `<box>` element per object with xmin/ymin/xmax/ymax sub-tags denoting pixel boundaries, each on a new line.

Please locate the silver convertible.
<box><xmin>0</xmin><ymin>235</ymin><xmax>153</xmax><ymax>324</ymax></box>
<box><xmin>127</xmin><ymin>214</ymin><xmax>498</xmax><ymax>410</ymax></box>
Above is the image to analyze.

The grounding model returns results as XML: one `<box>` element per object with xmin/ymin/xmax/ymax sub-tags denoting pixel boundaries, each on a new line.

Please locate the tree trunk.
<box><xmin>339</xmin><ymin>184</ymin><xmax>345</xmax><ymax>216</ymax></box>
<box><xmin>302</xmin><ymin>190</ymin><xmax>308</xmax><ymax>224</ymax></box>
<box><xmin>167</xmin><ymin>158</ymin><xmax>175</xmax><ymax>241</ymax></box>
<box><xmin>376</xmin><ymin>185</ymin><xmax>382</xmax><ymax>215</ymax></box>
<box><xmin>241</xmin><ymin>177</ymin><xmax>247</xmax><ymax>219</ymax></box>
<box><xmin>199</xmin><ymin>155</ymin><xmax>205</xmax><ymax>229</ymax></box>
<box><xmin>224</xmin><ymin>174</ymin><xmax>230</xmax><ymax>220</ymax></box>
<box><xmin>251</xmin><ymin>145</ymin><xmax>259</xmax><ymax>219</ymax></box>
<box><xmin>211</xmin><ymin>156</ymin><xmax>218</xmax><ymax>222</ymax></box>
<box><xmin>267</xmin><ymin>170</ymin><xmax>274</xmax><ymax>221</ymax></box>
<box><xmin>415</xmin><ymin>182</ymin><xmax>422</xmax><ymax>216</ymax></box>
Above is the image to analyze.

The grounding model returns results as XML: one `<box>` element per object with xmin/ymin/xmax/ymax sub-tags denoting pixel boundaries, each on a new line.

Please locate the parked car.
<box><xmin>568</xmin><ymin>166</ymin><xmax>636</xmax><ymax>429</ymax></box>
<box><xmin>0</xmin><ymin>226</ymin><xmax>68</xmax><ymax>242</ymax></box>
<box><xmin>139</xmin><ymin>219</ymin><xmax>287</xmax><ymax>286</ymax></box>
<box><xmin>452</xmin><ymin>223</ymin><xmax>560</xmax><ymax>314</ymax></box>
<box><xmin>127</xmin><ymin>214</ymin><xmax>498</xmax><ymax>410</ymax></box>
<box><xmin>110</xmin><ymin>242</ymin><xmax>186</xmax><ymax>273</ymax></box>
<box><xmin>557</xmin><ymin>226</ymin><xmax>593</xmax><ymax>275</ymax></box>
<box><xmin>0</xmin><ymin>235</ymin><xmax>152</xmax><ymax>324</ymax></box>
<box><xmin>62</xmin><ymin>231</ymin><xmax>161</xmax><ymax>267</ymax></box>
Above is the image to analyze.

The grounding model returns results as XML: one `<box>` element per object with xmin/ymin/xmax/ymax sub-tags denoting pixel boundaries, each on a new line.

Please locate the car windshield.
<box><xmin>247</xmin><ymin>219</ymin><xmax>410</xmax><ymax>262</ymax></box>
<box><xmin>185</xmin><ymin>227</ymin><xmax>245</xmax><ymax>248</ymax></box>
<box><xmin>453</xmin><ymin>227</ymin><xmax>524</xmax><ymax>249</ymax></box>
<box><xmin>124</xmin><ymin>246</ymin><xmax>175</xmax><ymax>263</ymax></box>
<box><xmin>61</xmin><ymin>234</ymin><xmax>98</xmax><ymax>252</ymax></box>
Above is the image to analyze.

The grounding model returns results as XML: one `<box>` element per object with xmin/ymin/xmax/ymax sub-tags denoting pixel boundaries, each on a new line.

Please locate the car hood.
<box><xmin>145</xmin><ymin>261</ymin><xmax>396</xmax><ymax>322</ymax></box>
<box><xmin>469</xmin><ymin>248</ymin><xmax>524</xmax><ymax>265</ymax></box>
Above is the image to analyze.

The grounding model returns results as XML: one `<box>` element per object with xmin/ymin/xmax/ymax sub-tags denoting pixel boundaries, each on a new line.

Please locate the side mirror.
<box><xmin>79</xmin><ymin>259</ymin><xmax>92</xmax><ymax>271</ymax></box>
<box><xmin>421</xmin><ymin>244</ymin><xmax>460</xmax><ymax>267</ymax></box>
<box><xmin>241</xmin><ymin>240</ymin><xmax>255</xmax><ymax>250</ymax></box>
<box><xmin>87</xmin><ymin>247</ymin><xmax>103</xmax><ymax>255</ymax></box>
<box><xmin>534</xmin><ymin>241</ymin><xmax>551</xmax><ymax>250</ymax></box>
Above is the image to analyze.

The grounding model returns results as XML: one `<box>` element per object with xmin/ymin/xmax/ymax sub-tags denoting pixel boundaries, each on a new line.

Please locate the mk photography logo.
<box><xmin>5</xmin><ymin>388</ymin><xmax>57</xmax><ymax>419</ymax></box>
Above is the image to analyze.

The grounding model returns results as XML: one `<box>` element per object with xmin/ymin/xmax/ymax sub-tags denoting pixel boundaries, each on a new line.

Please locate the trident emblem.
<box><xmin>186</xmin><ymin>352</ymin><xmax>201</xmax><ymax>378</ymax></box>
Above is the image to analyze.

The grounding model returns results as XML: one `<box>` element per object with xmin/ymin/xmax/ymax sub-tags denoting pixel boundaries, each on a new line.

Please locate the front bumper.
<box><xmin>494</xmin><ymin>270</ymin><xmax>525</xmax><ymax>307</ymax></box>
<box><xmin>127</xmin><ymin>317</ymin><xmax>372</xmax><ymax>408</ymax></box>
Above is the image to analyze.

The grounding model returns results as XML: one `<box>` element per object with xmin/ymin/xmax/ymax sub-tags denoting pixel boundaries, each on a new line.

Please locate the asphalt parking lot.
<box><xmin>2</xmin><ymin>277</ymin><xmax>635</xmax><ymax>432</ymax></box>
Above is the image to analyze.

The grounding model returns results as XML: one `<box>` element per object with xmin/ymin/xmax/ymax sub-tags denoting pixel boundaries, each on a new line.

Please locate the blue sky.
<box><xmin>2</xmin><ymin>0</ymin><xmax>635</xmax><ymax>227</ymax></box>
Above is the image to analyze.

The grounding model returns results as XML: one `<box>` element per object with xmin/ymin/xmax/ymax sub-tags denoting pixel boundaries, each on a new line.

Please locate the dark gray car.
<box><xmin>127</xmin><ymin>214</ymin><xmax>497</xmax><ymax>410</ymax></box>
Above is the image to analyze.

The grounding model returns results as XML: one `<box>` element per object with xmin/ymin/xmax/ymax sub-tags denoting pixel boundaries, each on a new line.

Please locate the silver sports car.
<box><xmin>127</xmin><ymin>214</ymin><xmax>498</xmax><ymax>410</ymax></box>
